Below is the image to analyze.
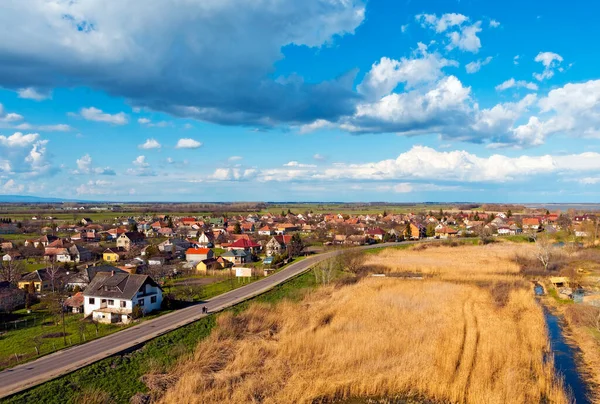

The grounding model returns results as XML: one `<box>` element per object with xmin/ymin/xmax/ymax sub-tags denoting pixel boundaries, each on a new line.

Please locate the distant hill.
<box><xmin>0</xmin><ymin>195</ymin><xmax>85</xmax><ymax>203</ymax></box>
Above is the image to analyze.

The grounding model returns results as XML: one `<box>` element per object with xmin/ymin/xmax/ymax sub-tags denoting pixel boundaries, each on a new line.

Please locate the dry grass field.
<box><xmin>156</xmin><ymin>243</ymin><xmax>569</xmax><ymax>404</ymax></box>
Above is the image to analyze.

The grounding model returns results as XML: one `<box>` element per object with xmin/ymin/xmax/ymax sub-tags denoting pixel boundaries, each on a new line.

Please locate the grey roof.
<box><xmin>222</xmin><ymin>249</ymin><xmax>248</xmax><ymax>258</ymax></box>
<box><xmin>83</xmin><ymin>272</ymin><xmax>160</xmax><ymax>300</ymax></box>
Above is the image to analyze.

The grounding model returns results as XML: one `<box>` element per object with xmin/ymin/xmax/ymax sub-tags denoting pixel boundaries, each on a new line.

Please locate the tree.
<box><xmin>0</xmin><ymin>259</ymin><xmax>22</xmax><ymax>284</ymax></box>
<box><xmin>404</xmin><ymin>223</ymin><xmax>413</xmax><ymax>240</ymax></box>
<box><xmin>426</xmin><ymin>223</ymin><xmax>436</xmax><ymax>238</ymax></box>
<box><xmin>557</xmin><ymin>214</ymin><xmax>572</xmax><ymax>232</ymax></box>
<box><xmin>338</xmin><ymin>249</ymin><xmax>365</xmax><ymax>276</ymax></box>
<box><xmin>506</xmin><ymin>209</ymin><xmax>513</xmax><ymax>218</ymax></box>
<box><xmin>287</xmin><ymin>233</ymin><xmax>304</xmax><ymax>258</ymax></box>
<box><xmin>45</xmin><ymin>262</ymin><xmax>62</xmax><ymax>293</ymax></box>
<box><xmin>313</xmin><ymin>258</ymin><xmax>338</xmax><ymax>285</ymax></box>
<box><xmin>233</xmin><ymin>223</ymin><xmax>242</xmax><ymax>234</ymax></box>
<box><xmin>535</xmin><ymin>233</ymin><xmax>553</xmax><ymax>272</ymax></box>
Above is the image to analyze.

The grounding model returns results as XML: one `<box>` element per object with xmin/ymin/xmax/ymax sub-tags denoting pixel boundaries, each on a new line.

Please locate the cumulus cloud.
<box><xmin>228</xmin><ymin>156</ymin><xmax>243</xmax><ymax>161</ymax></box>
<box><xmin>313</xmin><ymin>153</ymin><xmax>326</xmax><ymax>161</ymax></box>
<box><xmin>283</xmin><ymin>161</ymin><xmax>317</xmax><ymax>168</ymax></box>
<box><xmin>0</xmin><ymin>132</ymin><xmax>50</xmax><ymax>175</ymax></box>
<box><xmin>73</xmin><ymin>153</ymin><xmax>115</xmax><ymax>175</ymax></box>
<box><xmin>357</xmin><ymin>44</ymin><xmax>457</xmax><ymax>100</ymax></box>
<box><xmin>78</xmin><ymin>107</ymin><xmax>128</xmax><ymax>125</ymax></box>
<box><xmin>489</xmin><ymin>19</ymin><xmax>500</xmax><ymax>28</ymax></box>
<box><xmin>0</xmin><ymin>104</ymin><xmax>23</xmax><ymax>123</ymax></box>
<box><xmin>17</xmin><ymin>87</ymin><xmax>51</xmax><ymax>101</ymax></box>
<box><xmin>139</xmin><ymin>138</ymin><xmax>161</xmax><ymax>149</ymax></box>
<box><xmin>138</xmin><ymin>118</ymin><xmax>170</xmax><ymax>127</ymax></box>
<box><xmin>0</xmin><ymin>0</ymin><xmax>365</xmax><ymax>127</ymax></box>
<box><xmin>533</xmin><ymin>51</ymin><xmax>563</xmax><ymax>81</ymax></box>
<box><xmin>76</xmin><ymin>180</ymin><xmax>114</xmax><ymax>195</ymax></box>
<box><xmin>495</xmin><ymin>78</ymin><xmax>538</xmax><ymax>91</ymax></box>
<box><xmin>416</xmin><ymin>13</ymin><xmax>483</xmax><ymax>53</ymax></box>
<box><xmin>1</xmin><ymin>179</ymin><xmax>25</xmax><ymax>194</ymax></box>
<box><xmin>175</xmin><ymin>138</ymin><xmax>202</xmax><ymax>149</ymax></box>
<box><xmin>127</xmin><ymin>155</ymin><xmax>155</xmax><ymax>176</ymax></box>
<box><xmin>204</xmin><ymin>146</ymin><xmax>600</xmax><ymax>184</ymax></box>
<box><xmin>465</xmin><ymin>56</ymin><xmax>492</xmax><ymax>73</ymax></box>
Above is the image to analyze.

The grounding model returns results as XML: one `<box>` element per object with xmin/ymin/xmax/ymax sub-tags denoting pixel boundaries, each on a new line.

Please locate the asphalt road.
<box><xmin>0</xmin><ymin>242</ymin><xmax>402</xmax><ymax>399</ymax></box>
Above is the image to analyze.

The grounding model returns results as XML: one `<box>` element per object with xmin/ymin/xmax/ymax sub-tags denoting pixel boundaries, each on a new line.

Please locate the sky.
<box><xmin>0</xmin><ymin>0</ymin><xmax>600</xmax><ymax>203</ymax></box>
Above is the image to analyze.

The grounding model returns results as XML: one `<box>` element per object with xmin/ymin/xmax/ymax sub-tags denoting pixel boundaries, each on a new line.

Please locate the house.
<box><xmin>522</xmin><ymin>217</ymin><xmax>541</xmax><ymax>230</ymax></box>
<box><xmin>185</xmin><ymin>247</ymin><xmax>214</xmax><ymax>263</ymax></box>
<box><xmin>274</xmin><ymin>223</ymin><xmax>299</xmax><ymax>235</ymax></box>
<box><xmin>0</xmin><ymin>282</ymin><xmax>25</xmax><ymax>313</ymax></box>
<box><xmin>265</xmin><ymin>235</ymin><xmax>292</xmax><ymax>256</ymax></box>
<box><xmin>365</xmin><ymin>228</ymin><xmax>385</xmax><ymax>241</ymax></box>
<box><xmin>404</xmin><ymin>223</ymin><xmax>425</xmax><ymax>240</ymax></box>
<box><xmin>69</xmin><ymin>244</ymin><xmax>92</xmax><ymax>262</ymax></box>
<box><xmin>117</xmin><ymin>232</ymin><xmax>146</xmax><ymax>251</ymax></box>
<box><xmin>103</xmin><ymin>249</ymin><xmax>121</xmax><ymax>262</ymax></box>
<box><xmin>222</xmin><ymin>249</ymin><xmax>250</xmax><ymax>265</ymax></box>
<box><xmin>81</xmin><ymin>218</ymin><xmax>93</xmax><ymax>225</ymax></box>
<box><xmin>258</xmin><ymin>226</ymin><xmax>273</xmax><ymax>236</ymax></box>
<box><xmin>64</xmin><ymin>292</ymin><xmax>84</xmax><ymax>313</ymax></box>
<box><xmin>65</xmin><ymin>265</ymin><xmax>127</xmax><ymax>290</ymax></box>
<box><xmin>435</xmin><ymin>226</ymin><xmax>458</xmax><ymax>239</ymax></box>
<box><xmin>83</xmin><ymin>272</ymin><xmax>163</xmax><ymax>324</ymax></box>
<box><xmin>1</xmin><ymin>241</ymin><xmax>14</xmax><ymax>251</ymax></box>
<box><xmin>157</xmin><ymin>227</ymin><xmax>174</xmax><ymax>237</ymax></box>
<box><xmin>18</xmin><ymin>268</ymin><xmax>67</xmax><ymax>293</ymax></box>
<box><xmin>227</xmin><ymin>238</ymin><xmax>261</xmax><ymax>253</ymax></box>
<box><xmin>196</xmin><ymin>257</ymin><xmax>233</xmax><ymax>272</ymax></box>
<box><xmin>2</xmin><ymin>252</ymin><xmax>21</xmax><ymax>261</ymax></box>
<box><xmin>198</xmin><ymin>231</ymin><xmax>215</xmax><ymax>247</ymax></box>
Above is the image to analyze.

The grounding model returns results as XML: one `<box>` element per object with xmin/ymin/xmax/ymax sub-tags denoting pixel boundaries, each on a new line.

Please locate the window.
<box><xmin>150</xmin><ymin>296</ymin><xmax>157</xmax><ymax>304</ymax></box>
<box><xmin>108</xmin><ymin>299</ymin><xmax>114</xmax><ymax>306</ymax></box>
<box><xmin>138</xmin><ymin>299</ymin><xmax>144</xmax><ymax>306</ymax></box>
<box><xmin>120</xmin><ymin>301</ymin><xmax>126</xmax><ymax>308</ymax></box>
<box><xmin>89</xmin><ymin>298</ymin><xmax>95</xmax><ymax>305</ymax></box>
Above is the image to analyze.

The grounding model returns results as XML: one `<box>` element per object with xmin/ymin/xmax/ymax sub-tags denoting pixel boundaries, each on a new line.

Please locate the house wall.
<box><xmin>84</xmin><ymin>295</ymin><xmax>133</xmax><ymax>317</ymax></box>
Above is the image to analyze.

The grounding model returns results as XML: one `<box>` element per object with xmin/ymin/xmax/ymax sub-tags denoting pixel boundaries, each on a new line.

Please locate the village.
<box><xmin>0</xmin><ymin>204</ymin><xmax>599</xmax><ymax>369</ymax></box>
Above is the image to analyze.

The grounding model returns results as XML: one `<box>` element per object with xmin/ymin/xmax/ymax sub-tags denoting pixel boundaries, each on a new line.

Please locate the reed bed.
<box><xmin>159</xmin><ymin>245</ymin><xmax>567</xmax><ymax>404</ymax></box>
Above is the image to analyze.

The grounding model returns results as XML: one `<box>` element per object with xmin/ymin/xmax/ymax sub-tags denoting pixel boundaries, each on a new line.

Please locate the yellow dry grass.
<box><xmin>160</xmin><ymin>244</ymin><xmax>567</xmax><ymax>404</ymax></box>
<box><xmin>365</xmin><ymin>243</ymin><xmax>535</xmax><ymax>282</ymax></box>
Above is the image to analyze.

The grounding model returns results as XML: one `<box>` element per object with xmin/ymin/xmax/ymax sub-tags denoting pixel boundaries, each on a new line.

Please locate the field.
<box><xmin>158</xmin><ymin>244</ymin><xmax>569</xmax><ymax>404</ymax></box>
<box><xmin>4</xmin><ymin>271</ymin><xmax>318</xmax><ymax>404</ymax></box>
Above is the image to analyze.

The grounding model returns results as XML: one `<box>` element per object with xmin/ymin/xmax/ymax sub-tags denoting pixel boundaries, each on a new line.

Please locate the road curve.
<box><xmin>0</xmin><ymin>242</ymin><xmax>404</xmax><ymax>399</ymax></box>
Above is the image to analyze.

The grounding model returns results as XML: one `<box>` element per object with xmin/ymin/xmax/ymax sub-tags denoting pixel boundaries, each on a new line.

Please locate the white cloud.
<box><xmin>76</xmin><ymin>180</ymin><xmax>114</xmax><ymax>195</ymax></box>
<box><xmin>12</xmin><ymin>123</ymin><xmax>72</xmax><ymax>132</ymax></box>
<box><xmin>79</xmin><ymin>107</ymin><xmax>128</xmax><ymax>125</ymax></box>
<box><xmin>401</xmin><ymin>24</ymin><xmax>409</xmax><ymax>33</ymax></box>
<box><xmin>416</xmin><ymin>13</ymin><xmax>468</xmax><ymax>33</ymax></box>
<box><xmin>578</xmin><ymin>177</ymin><xmax>600</xmax><ymax>185</ymax></box>
<box><xmin>446</xmin><ymin>22</ymin><xmax>482</xmax><ymax>53</ymax></box>
<box><xmin>299</xmin><ymin>119</ymin><xmax>334</xmax><ymax>134</ymax></box>
<box><xmin>133</xmin><ymin>155</ymin><xmax>149</xmax><ymax>167</ymax></box>
<box><xmin>205</xmin><ymin>146</ymin><xmax>600</xmax><ymax>184</ymax></box>
<box><xmin>76</xmin><ymin>154</ymin><xmax>93</xmax><ymax>173</ymax></box>
<box><xmin>0</xmin><ymin>104</ymin><xmax>24</xmax><ymax>123</ymax></box>
<box><xmin>17</xmin><ymin>87</ymin><xmax>51</xmax><ymax>101</ymax></box>
<box><xmin>0</xmin><ymin>132</ymin><xmax>50</xmax><ymax>175</ymax></box>
<box><xmin>416</xmin><ymin>13</ymin><xmax>483</xmax><ymax>53</ymax></box>
<box><xmin>139</xmin><ymin>138</ymin><xmax>161</xmax><ymax>149</ymax></box>
<box><xmin>465</xmin><ymin>56</ymin><xmax>492</xmax><ymax>73</ymax></box>
<box><xmin>137</xmin><ymin>118</ymin><xmax>151</xmax><ymax>125</ymax></box>
<box><xmin>357</xmin><ymin>45</ymin><xmax>458</xmax><ymax>100</ymax></box>
<box><xmin>228</xmin><ymin>156</ymin><xmax>243</xmax><ymax>162</ymax></box>
<box><xmin>138</xmin><ymin>118</ymin><xmax>170</xmax><ymax>127</ymax></box>
<box><xmin>489</xmin><ymin>19</ymin><xmax>500</xmax><ymax>28</ymax></box>
<box><xmin>495</xmin><ymin>78</ymin><xmax>538</xmax><ymax>91</ymax></box>
<box><xmin>1</xmin><ymin>179</ymin><xmax>25</xmax><ymax>194</ymax></box>
<box><xmin>513</xmin><ymin>55</ymin><xmax>520</xmax><ymax>65</ymax></box>
<box><xmin>313</xmin><ymin>153</ymin><xmax>326</xmax><ymax>161</ymax></box>
<box><xmin>175</xmin><ymin>138</ymin><xmax>202</xmax><ymax>149</ymax></box>
<box><xmin>283</xmin><ymin>161</ymin><xmax>317</xmax><ymax>168</ymax></box>
<box><xmin>533</xmin><ymin>52</ymin><xmax>563</xmax><ymax>81</ymax></box>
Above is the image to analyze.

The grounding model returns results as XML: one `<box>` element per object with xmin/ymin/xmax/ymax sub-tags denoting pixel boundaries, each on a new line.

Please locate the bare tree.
<box><xmin>45</xmin><ymin>261</ymin><xmax>62</xmax><ymax>293</ymax></box>
<box><xmin>535</xmin><ymin>233</ymin><xmax>553</xmax><ymax>272</ymax></box>
<box><xmin>0</xmin><ymin>260</ymin><xmax>22</xmax><ymax>284</ymax></box>
<box><xmin>338</xmin><ymin>249</ymin><xmax>366</xmax><ymax>276</ymax></box>
<box><xmin>313</xmin><ymin>258</ymin><xmax>338</xmax><ymax>285</ymax></box>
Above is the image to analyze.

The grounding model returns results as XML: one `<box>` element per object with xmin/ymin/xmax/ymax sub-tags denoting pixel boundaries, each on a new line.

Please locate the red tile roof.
<box><xmin>186</xmin><ymin>247</ymin><xmax>211</xmax><ymax>255</ymax></box>
<box><xmin>229</xmin><ymin>238</ymin><xmax>260</xmax><ymax>248</ymax></box>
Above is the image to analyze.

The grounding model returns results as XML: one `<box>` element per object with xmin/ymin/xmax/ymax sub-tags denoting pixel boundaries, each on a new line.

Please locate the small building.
<box><xmin>435</xmin><ymin>226</ymin><xmax>458</xmax><ymax>239</ymax></box>
<box><xmin>185</xmin><ymin>247</ymin><xmax>214</xmax><ymax>263</ymax></box>
<box><xmin>64</xmin><ymin>292</ymin><xmax>84</xmax><ymax>313</ymax></box>
<box><xmin>222</xmin><ymin>249</ymin><xmax>250</xmax><ymax>265</ymax></box>
<box><xmin>117</xmin><ymin>232</ymin><xmax>146</xmax><ymax>251</ymax></box>
<box><xmin>103</xmin><ymin>249</ymin><xmax>121</xmax><ymax>262</ymax></box>
<box><xmin>83</xmin><ymin>272</ymin><xmax>162</xmax><ymax>324</ymax></box>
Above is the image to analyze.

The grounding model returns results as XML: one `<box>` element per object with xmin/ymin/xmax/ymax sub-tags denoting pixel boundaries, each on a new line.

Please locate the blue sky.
<box><xmin>1</xmin><ymin>0</ymin><xmax>600</xmax><ymax>202</ymax></box>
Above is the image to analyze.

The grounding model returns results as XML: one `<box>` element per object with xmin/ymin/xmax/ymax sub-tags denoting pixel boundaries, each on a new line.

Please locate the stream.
<box><xmin>543</xmin><ymin>308</ymin><xmax>592</xmax><ymax>404</ymax></box>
